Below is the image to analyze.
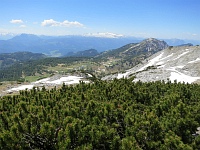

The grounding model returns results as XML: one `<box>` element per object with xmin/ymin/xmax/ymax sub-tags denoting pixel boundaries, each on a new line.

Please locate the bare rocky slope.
<box><xmin>95</xmin><ymin>38</ymin><xmax>168</xmax><ymax>73</ymax></box>
<box><xmin>96</xmin><ymin>38</ymin><xmax>168</xmax><ymax>60</ymax></box>
<box><xmin>102</xmin><ymin>45</ymin><xmax>200</xmax><ymax>84</ymax></box>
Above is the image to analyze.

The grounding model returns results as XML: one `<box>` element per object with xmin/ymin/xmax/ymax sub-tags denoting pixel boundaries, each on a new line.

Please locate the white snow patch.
<box><xmin>169</xmin><ymin>72</ymin><xmax>200</xmax><ymax>84</ymax></box>
<box><xmin>167</xmin><ymin>67</ymin><xmax>200</xmax><ymax>83</ymax></box>
<box><xmin>137</xmin><ymin>52</ymin><xmax>164</xmax><ymax>72</ymax></box>
<box><xmin>6</xmin><ymin>76</ymin><xmax>87</xmax><ymax>93</ymax></box>
<box><xmin>33</xmin><ymin>76</ymin><xmax>84</xmax><ymax>85</ymax></box>
<box><xmin>46</xmin><ymin>76</ymin><xmax>83</xmax><ymax>85</ymax></box>
<box><xmin>159</xmin><ymin>53</ymin><xmax>174</xmax><ymax>61</ymax></box>
<box><xmin>87</xmin><ymin>73</ymin><xmax>93</xmax><ymax>77</ymax></box>
<box><xmin>156</xmin><ymin>61</ymin><xmax>164</xmax><ymax>65</ymax></box>
<box><xmin>156</xmin><ymin>54</ymin><xmax>173</xmax><ymax>65</ymax></box>
<box><xmin>188</xmin><ymin>58</ymin><xmax>200</xmax><ymax>64</ymax></box>
<box><xmin>157</xmin><ymin>65</ymin><xmax>165</xmax><ymax>68</ymax></box>
<box><xmin>117</xmin><ymin>71</ymin><xmax>130</xmax><ymax>79</ymax></box>
<box><xmin>176</xmin><ymin>65</ymin><xmax>185</xmax><ymax>69</ymax></box>
<box><xmin>34</xmin><ymin>78</ymin><xmax>51</xmax><ymax>84</ymax></box>
<box><xmin>133</xmin><ymin>78</ymin><xmax>140</xmax><ymax>82</ymax></box>
<box><xmin>7</xmin><ymin>85</ymin><xmax>34</xmax><ymax>92</ymax></box>
<box><xmin>124</xmin><ymin>44</ymin><xmax>140</xmax><ymax>53</ymax></box>
<box><xmin>173</xmin><ymin>51</ymin><xmax>190</xmax><ymax>60</ymax></box>
<box><xmin>167</xmin><ymin>66</ymin><xmax>184</xmax><ymax>71</ymax></box>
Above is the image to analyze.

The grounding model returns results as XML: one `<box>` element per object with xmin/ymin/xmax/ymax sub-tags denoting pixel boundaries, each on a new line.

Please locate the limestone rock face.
<box><xmin>103</xmin><ymin>45</ymin><xmax>200</xmax><ymax>84</ymax></box>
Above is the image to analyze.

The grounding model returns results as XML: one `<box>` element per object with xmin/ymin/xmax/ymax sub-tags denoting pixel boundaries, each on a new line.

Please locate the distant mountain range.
<box><xmin>0</xmin><ymin>34</ymin><xmax>141</xmax><ymax>55</ymax></box>
<box><xmin>0</xmin><ymin>33</ymin><xmax>199</xmax><ymax>56</ymax></box>
<box><xmin>0</xmin><ymin>33</ymin><xmax>16</xmax><ymax>40</ymax></box>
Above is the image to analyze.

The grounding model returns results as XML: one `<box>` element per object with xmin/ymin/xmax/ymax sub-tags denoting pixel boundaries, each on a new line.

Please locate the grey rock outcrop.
<box><xmin>103</xmin><ymin>45</ymin><xmax>200</xmax><ymax>84</ymax></box>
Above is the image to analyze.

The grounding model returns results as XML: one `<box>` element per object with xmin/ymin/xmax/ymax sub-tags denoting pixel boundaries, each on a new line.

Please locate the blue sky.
<box><xmin>0</xmin><ymin>0</ymin><xmax>200</xmax><ymax>40</ymax></box>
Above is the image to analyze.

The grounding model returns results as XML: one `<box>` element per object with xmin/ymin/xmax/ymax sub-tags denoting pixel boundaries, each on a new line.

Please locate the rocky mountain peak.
<box><xmin>120</xmin><ymin>38</ymin><xmax>168</xmax><ymax>57</ymax></box>
<box><xmin>143</xmin><ymin>37</ymin><xmax>157</xmax><ymax>42</ymax></box>
<box><xmin>139</xmin><ymin>38</ymin><xmax>168</xmax><ymax>52</ymax></box>
<box><xmin>9</xmin><ymin>34</ymin><xmax>41</xmax><ymax>42</ymax></box>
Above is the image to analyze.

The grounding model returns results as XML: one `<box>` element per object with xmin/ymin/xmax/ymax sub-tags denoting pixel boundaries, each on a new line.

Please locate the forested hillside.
<box><xmin>0</xmin><ymin>57</ymin><xmax>87</xmax><ymax>81</ymax></box>
<box><xmin>0</xmin><ymin>78</ymin><xmax>200</xmax><ymax>149</ymax></box>
<box><xmin>0</xmin><ymin>52</ymin><xmax>46</xmax><ymax>69</ymax></box>
<box><xmin>66</xmin><ymin>49</ymin><xmax>99</xmax><ymax>57</ymax></box>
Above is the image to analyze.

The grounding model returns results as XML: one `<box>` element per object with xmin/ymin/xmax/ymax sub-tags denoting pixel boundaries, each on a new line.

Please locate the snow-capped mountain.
<box><xmin>84</xmin><ymin>32</ymin><xmax>124</xmax><ymax>38</ymax></box>
<box><xmin>103</xmin><ymin>45</ymin><xmax>200</xmax><ymax>84</ymax></box>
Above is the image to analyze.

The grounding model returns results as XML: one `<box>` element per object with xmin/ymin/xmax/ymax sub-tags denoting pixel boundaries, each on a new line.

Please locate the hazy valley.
<box><xmin>1</xmin><ymin>36</ymin><xmax>200</xmax><ymax>96</ymax></box>
<box><xmin>0</xmin><ymin>37</ymin><xmax>170</xmax><ymax>95</ymax></box>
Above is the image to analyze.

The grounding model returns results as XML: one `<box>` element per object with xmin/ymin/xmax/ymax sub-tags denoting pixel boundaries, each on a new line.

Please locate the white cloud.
<box><xmin>19</xmin><ymin>25</ymin><xmax>26</xmax><ymax>28</ymax></box>
<box><xmin>41</xmin><ymin>19</ymin><xmax>83</xmax><ymax>27</ymax></box>
<box><xmin>10</xmin><ymin>19</ymin><xmax>23</xmax><ymax>24</ymax></box>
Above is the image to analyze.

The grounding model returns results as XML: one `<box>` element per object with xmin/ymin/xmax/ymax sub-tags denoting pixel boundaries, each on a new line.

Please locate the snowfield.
<box><xmin>37</xmin><ymin>76</ymin><xmax>84</xmax><ymax>85</ymax></box>
<box><xmin>188</xmin><ymin>58</ymin><xmax>200</xmax><ymax>64</ymax></box>
<box><xmin>115</xmin><ymin>46</ymin><xmax>200</xmax><ymax>84</ymax></box>
<box><xmin>137</xmin><ymin>52</ymin><xmax>164</xmax><ymax>72</ymax></box>
<box><xmin>7</xmin><ymin>85</ymin><xmax>34</xmax><ymax>93</ymax></box>
<box><xmin>6</xmin><ymin>75</ymin><xmax>89</xmax><ymax>93</ymax></box>
<box><xmin>117</xmin><ymin>72</ymin><xmax>130</xmax><ymax>79</ymax></box>
<box><xmin>169</xmin><ymin>72</ymin><xmax>200</xmax><ymax>84</ymax></box>
<box><xmin>167</xmin><ymin>67</ymin><xmax>200</xmax><ymax>83</ymax></box>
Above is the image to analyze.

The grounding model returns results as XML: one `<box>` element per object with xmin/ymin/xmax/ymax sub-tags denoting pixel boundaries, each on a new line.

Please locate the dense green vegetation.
<box><xmin>66</xmin><ymin>49</ymin><xmax>99</xmax><ymax>57</ymax></box>
<box><xmin>0</xmin><ymin>52</ymin><xmax>46</xmax><ymax>69</ymax></box>
<box><xmin>1</xmin><ymin>78</ymin><xmax>200</xmax><ymax>149</ymax></box>
<box><xmin>0</xmin><ymin>57</ymin><xmax>88</xmax><ymax>81</ymax></box>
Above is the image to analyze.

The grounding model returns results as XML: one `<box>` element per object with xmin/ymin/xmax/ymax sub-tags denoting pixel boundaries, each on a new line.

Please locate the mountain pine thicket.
<box><xmin>0</xmin><ymin>78</ymin><xmax>200</xmax><ymax>149</ymax></box>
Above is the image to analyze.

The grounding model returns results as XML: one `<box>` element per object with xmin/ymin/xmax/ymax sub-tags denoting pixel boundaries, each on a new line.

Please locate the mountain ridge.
<box><xmin>94</xmin><ymin>38</ymin><xmax>168</xmax><ymax>74</ymax></box>
<box><xmin>103</xmin><ymin>45</ymin><xmax>200</xmax><ymax>84</ymax></box>
<box><xmin>1</xmin><ymin>33</ymin><xmax>199</xmax><ymax>55</ymax></box>
<box><xmin>0</xmin><ymin>51</ymin><xmax>46</xmax><ymax>69</ymax></box>
<box><xmin>0</xmin><ymin>34</ymin><xmax>141</xmax><ymax>55</ymax></box>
